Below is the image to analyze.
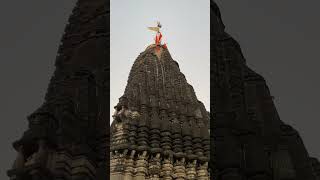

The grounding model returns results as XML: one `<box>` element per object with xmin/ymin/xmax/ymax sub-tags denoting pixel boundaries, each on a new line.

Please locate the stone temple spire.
<box><xmin>211</xmin><ymin>1</ymin><xmax>319</xmax><ymax>179</ymax></box>
<box><xmin>7</xmin><ymin>0</ymin><xmax>109</xmax><ymax>179</ymax></box>
<box><xmin>110</xmin><ymin>44</ymin><xmax>210</xmax><ymax>179</ymax></box>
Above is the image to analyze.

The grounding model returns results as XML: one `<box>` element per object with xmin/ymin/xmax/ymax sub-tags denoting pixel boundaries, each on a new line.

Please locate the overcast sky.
<box><xmin>110</xmin><ymin>0</ymin><xmax>210</xmax><ymax>123</ymax></box>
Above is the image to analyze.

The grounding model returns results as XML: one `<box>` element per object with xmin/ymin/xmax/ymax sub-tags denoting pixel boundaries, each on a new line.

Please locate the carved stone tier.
<box><xmin>8</xmin><ymin>0</ymin><xmax>109</xmax><ymax>179</ymax></box>
<box><xmin>110</xmin><ymin>45</ymin><xmax>210</xmax><ymax>179</ymax></box>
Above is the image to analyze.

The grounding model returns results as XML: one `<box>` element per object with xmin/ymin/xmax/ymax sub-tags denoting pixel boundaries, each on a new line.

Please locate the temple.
<box><xmin>7</xmin><ymin>0</ymin><xmax>109</xmax><ymax>179</ymax></box>
<box><xmin>7</xmin><ymin>0</ymin><xmax>320</xmax><ymax>180</ymax></box>
<box><xmin>211</xmin><ymin>1</ymin><xmax>320</xmax><ymax>179</ymax></box>
<box><xmin>110</xmin><ymin>35</ymin><xmax>210</xmax><ymax>179</ymax></box>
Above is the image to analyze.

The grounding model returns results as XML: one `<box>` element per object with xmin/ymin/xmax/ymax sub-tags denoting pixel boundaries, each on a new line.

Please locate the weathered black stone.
<box><xmin>111</xmin><ymin>45</ymin><xmax>210</xmax><ymax>164</ymax></box>
<box><xmin>211</xmin><ymin>1</ymin><xmax>319</xmax><ymax>179</ymax></box>
<box><xmin>8</xmin><ymin>0</ymin><xmax>109</xmax><ymax>179</ymax></box>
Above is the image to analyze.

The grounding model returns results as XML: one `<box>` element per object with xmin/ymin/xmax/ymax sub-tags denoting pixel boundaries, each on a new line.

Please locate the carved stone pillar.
<box><xmin>134</xmin><ymin>151</ymin><xmax>148</xmax><ymax>180</ymax></box>
<box><xmin>111</xmin><ymin>151</ymin><xmax>124</xmax><ymax>179</ymax></box>
<box><xmin>161</xmin><ymin>157</ymin><xmax>173</xmax><ymax>180</ymax></box>
<box><xmin>148</xmin><ymin>153</ymin><xmax>161</xmax><ymax>180</ymax></box>
<box><xmin>124</xmin><ymin>150</ymin><xmax>136</xmax><ymax>180</ymax></box>
<box><xmin>112</xmin><ymin>122</ymin><xmax>126</xmax><ymax>146</ymax></box>
<box><xmin>173</xmin><ymin>157</ymin><xmax>186</xmax><ymax>180</ymax></box>
<box><xmin>197</xmin><ymin>162</ymin><xmax>209</xmax><ymax>180</ymax></box>
<box><xmin>186</xmin><ymin>160</ymin><xmax>197</xmax><ymax>179</ymax></box>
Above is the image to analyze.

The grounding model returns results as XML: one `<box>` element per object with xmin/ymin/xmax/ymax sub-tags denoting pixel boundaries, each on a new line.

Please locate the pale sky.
<box><xmin>110</xmin><ymin>0</ymin><xmax>210</xmax><ymax>124</ymax></box>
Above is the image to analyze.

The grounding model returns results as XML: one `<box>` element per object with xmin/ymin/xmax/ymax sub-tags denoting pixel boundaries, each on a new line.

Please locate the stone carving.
<box><xmin>7</xmin><ymin>0</ymin><xmax>319</xmax><ymax>179</ymax></box>
<box><xmin>161</xmin><ymin>157</ymin><xmax>174</xmax><ymax>180</ymax></box>
<box><xmin>110</xmin><ymin>37</ymin><xmax>210</xmax><ymax>179</ymax></box>
<box><xmin>8</xmin><ymin>0</ymin><xmax>108</xmax><ymax>179</ymax></box>
<box><xmin>149</xmin><ymin>153</ymin><xmax>161</xmax><ymax>179</ymax></box>
<box><xmin>186</xmin><ymin>160</ymin><xmax>197</xmax><ymax>179</ymax></box>
<box><xmin>124</xmin><ymin>150</ymin><xmax>136</xmax><ymax>179</ymax></box>
<box><xmin>197</xmin><ymin>162</ymin><xmax>209</xmax><ymax>180</ymax></box>
<box><xmin>210</xmin><ymin>0</ymin><xmax>319</xmax><ymax>179</ymax></box>
<box><xmin>173</xmin><ymin>158</ymin><xmax>186</xmax><ymax>180</ymax></box>
<box><xmin>112</xmin><ymin>106</ymin><xmax>141</xmax><ymax>123</ymax></box>
<box><xmin>136</xmin><ymin>151</ymin><xmax>149</xmax><ymax>178</ymax></box>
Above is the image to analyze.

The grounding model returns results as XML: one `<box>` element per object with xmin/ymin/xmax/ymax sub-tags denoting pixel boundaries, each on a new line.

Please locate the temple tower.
<box><xmin>7</xmin><ymin>0</ymin><xmax>109</xmax><ymax>179</ymax></box>
<box><xmin>110</xmin><ymin>43</ymin><xmax>210</xmax><ymax>180</ymax></box>
<box><xmin>211</xmin><ymin>1</ymin><xmax>318</xmax><ymax>179</ymax></box>
<box><xmin>6</xmin><ymin>1</ymin><xmax>320</xmax><ymax>180</ymax></box>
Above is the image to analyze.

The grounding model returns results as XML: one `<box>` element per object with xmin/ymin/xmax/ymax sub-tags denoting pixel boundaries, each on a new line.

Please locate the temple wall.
<box><xmin>110</xmin><ymin>150</ymin><xmax>210</xmax><ymax>180</ymax></box>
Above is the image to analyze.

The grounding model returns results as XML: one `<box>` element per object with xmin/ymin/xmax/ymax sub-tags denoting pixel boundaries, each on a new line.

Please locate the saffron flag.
<box><xmin>155</xmin><ymin>32</ymin><xmax>162</xmax><ymax>45</ymax></box>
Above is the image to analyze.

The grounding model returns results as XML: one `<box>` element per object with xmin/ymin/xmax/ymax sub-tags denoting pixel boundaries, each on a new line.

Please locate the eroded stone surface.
<box><xmin>8</xmin><ymin>0</ymin><xmax>109</xmax><ymax>179</ymax></box>
<box><xmin>211</xmin><ymin>1</ymin><xmax>319</xmax><ymax>180</ymax></box>
<box><xmin>110</xmin><ymin>45</ymin><xmax>210</xmax><ymax>179</ymax></box>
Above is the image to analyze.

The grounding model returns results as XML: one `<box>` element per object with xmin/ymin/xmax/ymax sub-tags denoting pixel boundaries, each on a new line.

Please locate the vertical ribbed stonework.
<box><xmin>7</xmin><ymin>0</ymin><xmax>109</xmax><ymax>179</ymax></box>
<box><xmin>110</xmin><ymin>44</ymin><xmax>210</xmax><ymax>179</ymax></box>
